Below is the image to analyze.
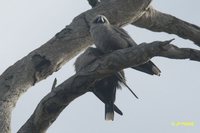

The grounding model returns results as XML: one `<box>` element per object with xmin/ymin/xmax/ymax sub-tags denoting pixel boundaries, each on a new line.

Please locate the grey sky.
<box><xmin>0</xmin><ymin>0</ymin><xmax>200</xmax><ymax>133</ymax></box>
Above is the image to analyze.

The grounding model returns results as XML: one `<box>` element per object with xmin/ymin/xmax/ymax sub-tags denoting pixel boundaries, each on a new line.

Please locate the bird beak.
<box><xmin>97</xmin><ymin>17</ymin><xmax>101</xmax><ymax>23</ymax></box>
<box><xmin>100</xmin><ymin>16</ymin><xmax>105</xmax><ymax>23</ymax></box>
<box><xmin>96</xmin><ymin>16</ymin><xmax>105</xmax><ymax>23</ymax></box>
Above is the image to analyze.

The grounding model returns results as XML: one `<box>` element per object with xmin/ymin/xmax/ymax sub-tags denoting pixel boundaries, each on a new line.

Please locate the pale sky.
<box><xmin>0</xmin><ymin>0</ymin><xmax>200</xmax><ymax>133</ymax></box>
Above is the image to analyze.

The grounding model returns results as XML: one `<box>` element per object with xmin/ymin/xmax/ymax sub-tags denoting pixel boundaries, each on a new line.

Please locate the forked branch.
<box><xmin>18</xmin><ymin>40</ymin><xmax>200</xmax><ymax>133</ymax></box>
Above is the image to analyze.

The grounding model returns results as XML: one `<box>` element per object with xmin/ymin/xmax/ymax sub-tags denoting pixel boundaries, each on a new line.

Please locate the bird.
<box><xmin>90</xmin><ymin>15</ymin><xmax>161</xmax><ymax>76</ymax></box>
<box><xmin>74</xmin><ymin>47</ymin><xmax>132</xmax><ymax>120</ymax></box>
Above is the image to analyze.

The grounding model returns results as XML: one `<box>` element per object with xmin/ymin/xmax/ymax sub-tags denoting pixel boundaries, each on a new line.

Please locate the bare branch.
<box><xmin>18</xmin><ymin>40</ymin><xmax>200</xmax><ymax>133</ymax></box>
<box><xmin>0</xmin><ymin>0</ymin><xmax>152</xmax><ymax>105</ymax></box>
<box><xmin>87</xmin><ymin>0</ymin><xmax>100</xmax><ymax>7</ymax></box>
<box><xmin>0</xmin><ymin>0</ymin><xmax>152</xmax><ymax>132</ymax></box>
<box><xmin>1</xmin><ymin>0</ymin><xmax>200</xmax><ymax>132</ymax></box>
<box><xmin>133</xmin><ymin>6</ymin><xmax>200</xmax><ymax>46</ymax></box>
<box><xmin>51</xmin><ymin>78</ymin><xmax>57</xmax><ymax>91</ymax></box>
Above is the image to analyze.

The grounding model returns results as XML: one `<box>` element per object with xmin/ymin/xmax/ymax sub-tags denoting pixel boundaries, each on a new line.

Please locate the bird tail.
<box><xmin>114</xmin><ymin>104</ymin><xmax>123</xmax><ymax>116</ymax></box>
<box><xmin>132</xmin><ymin>61</ymin><xmax>161</xmax><ymax>76</ymax></box>
<box><xmin>93</xmin><ymin>91</ymin><xmax>123</xmax><ymax>116</ymax></box>
<box><xmin>116</xmin><ymin>72</ymin><xmax>139</xmax><ymax>99</ymax></box>
<box><xmin>105</xmin><ymin>103</ymin><xmax>114</xmax><ymax>121</ymax></box>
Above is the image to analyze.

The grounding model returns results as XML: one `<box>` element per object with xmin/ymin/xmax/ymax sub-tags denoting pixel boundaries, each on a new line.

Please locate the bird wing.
<box><xmin>112</xmin><ymin>26</ymin><xmax>137</xmax><ymax>47</ymax></box>
<box><xmin>74</xmin><ymin>47</ymin><xmax>102</xmax><ymax>72</ymax></box>
<box><xmin>133</xmin><ymin>61</ymin><xmax>161</xmax><ymax>76</ymax></box>
<box><xmin>112</xmin><ymin>26</ymin><xmax>162</xmax><ymax>76</ymax></box>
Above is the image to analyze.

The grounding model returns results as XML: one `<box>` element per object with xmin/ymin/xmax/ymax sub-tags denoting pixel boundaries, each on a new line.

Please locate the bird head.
<box><xmin>92</xmin><ymin>15</ymin><xmax>110</xmax><ymax>24</ymax></box>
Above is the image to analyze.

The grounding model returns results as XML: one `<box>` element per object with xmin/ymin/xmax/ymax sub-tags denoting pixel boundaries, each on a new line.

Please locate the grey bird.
<box><xmin>90</xmin><ymin>15</ymin><xmax>161</xmax><ymax>76</ymax></box>
<box><xmin>75</xmin><ymin>47</ymin><xmax>130</xmax><ymax>120</ymax></box>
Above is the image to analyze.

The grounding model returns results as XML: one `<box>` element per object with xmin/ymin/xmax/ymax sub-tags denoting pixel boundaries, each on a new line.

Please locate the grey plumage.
<box><xmin>74</xmin><ymin>15</ymin><xmax>161</xmax><ymax>121</ymax></box>
<box><xmin>90</xmin><ymin>15</ymin><xmax>161</xmax><ymax>76</ymax></box>
<box><xmin>74</xmin><ymin>47</ymin><xmax>101</xmax><ymax>72</ymax></box>
<box><xmin>74</xmin><ymin>47</ymin><xmax>125</xmax><ymax>120</ymax></box>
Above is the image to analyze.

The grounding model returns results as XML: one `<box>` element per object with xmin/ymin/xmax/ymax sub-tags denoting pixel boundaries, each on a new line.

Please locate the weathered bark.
<box><xmin>87</xmin><ymin>0</ymin><xmax>100</xmax><ymax>7</ymax></box>
<box><xmin>133</xmin><ymin>6</ymin><xmax>200</xmax><ymax>46</ymax></box>
<box><xmin>0</xmin><ymin>0</ymin><xmax>200</xmax><ymax>132</ymax></box>
<box><xmin>18</xmin><ymin>40</ymin><xmax>200</xmax><ymax>133</ymax></box>
<box><xmin>0</xmin><ymin>102</ymin><xmax>11</xmax><ymax>133</ymax></box>
<box><xmin>0</xmin><ymin>15</ymin><xmax>91</xmax><ymax>133</ymax></box>
<box><xmin>0</xmin><ymin>0</ymin><xmax>152</xmax><ymax>132</ymax></box>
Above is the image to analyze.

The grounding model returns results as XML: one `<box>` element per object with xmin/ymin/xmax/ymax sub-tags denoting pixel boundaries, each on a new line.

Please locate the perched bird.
<box><xmin>90</xmin><ymin>15</ymin><xmax>161</xmax><ymax>76</ymax></box>
<box><xmin>74</xmin><ymin>15</ymin><xmax>161</xmax><ymax>121</ymax></box>
<box><xmin>74</xmin><ymin>47</ymin><xmax>129</xmax><ymax>120</ymax></box>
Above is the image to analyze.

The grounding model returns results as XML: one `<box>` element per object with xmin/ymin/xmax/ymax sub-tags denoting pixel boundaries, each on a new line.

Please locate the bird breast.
<box><xmin>90</xmin><ymin>24</ymin><xmax>129</xmax><ymax>53</ymax></box>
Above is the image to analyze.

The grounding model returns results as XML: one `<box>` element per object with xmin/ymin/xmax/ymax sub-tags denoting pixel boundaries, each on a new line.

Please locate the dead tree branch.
<box><xmin>1</xmin><ymin>0</ymin><xmax>200</xmax><ymax>132</ymax></box>
<box><xmin>0</xmin><ymin>0</ymin><xmax>152</xmax><ymax>132</ymax></box>
<box><xmin>133</xmin><ymin>6</ymin><xmax>200</xmax><ymax>46</ymax></box>
<box><xmin>87</xmin><ymin>0</ymin><xmax>100</xmax><ymax>7</ymax></box>
<box><xmin>18</xmin><ymin>40</ymin><xmax>200</xmax><ymax>133</ymax></box>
